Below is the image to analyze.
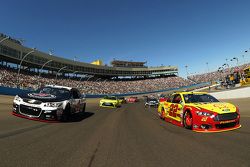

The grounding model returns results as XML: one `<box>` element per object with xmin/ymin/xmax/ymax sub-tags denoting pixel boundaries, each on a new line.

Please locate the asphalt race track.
<box><xmin>0</xmin><ymin>95</ymin><xmax>250</xmax><ymax>167</ymax></box>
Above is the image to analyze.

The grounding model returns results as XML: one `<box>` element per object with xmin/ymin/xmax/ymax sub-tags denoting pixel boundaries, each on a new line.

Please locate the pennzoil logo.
<box><xmin>220</xmin><ymin>120</ymin><xmax>235</xmax><ymax>124</ymax></box>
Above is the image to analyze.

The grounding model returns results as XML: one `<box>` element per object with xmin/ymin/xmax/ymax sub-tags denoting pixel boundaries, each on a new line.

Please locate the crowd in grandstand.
<box><xmin>1</xmin><ymin>63</ymin><xmax>249</xmax><ymax>94</ymax></box>
<box><xmin>0</xmin><ymin>66</ymin><xmax>194</xmax><ymax>94</ymax></box>
<box><xmin>188</xmin><ymin>63</ymin><xmax>250</xmax><ymax>83</ymax></box>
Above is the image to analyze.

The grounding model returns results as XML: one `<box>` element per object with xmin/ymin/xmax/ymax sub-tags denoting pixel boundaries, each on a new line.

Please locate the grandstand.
<box><xmin>0</xmin><ymin>34</ymin><xmax>178</xmax><ymax>81</ymax></box>
<box><xmin>0</xmin><ymin>33</ymin><xmax>201</xmax><ymax>95</ymax></box>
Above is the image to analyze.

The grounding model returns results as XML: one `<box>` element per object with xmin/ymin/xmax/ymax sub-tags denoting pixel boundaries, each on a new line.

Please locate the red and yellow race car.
<box><xmin>158</xmin><ymin>92</ymin><xmax>241</xmax><ymax>132</ymax></box>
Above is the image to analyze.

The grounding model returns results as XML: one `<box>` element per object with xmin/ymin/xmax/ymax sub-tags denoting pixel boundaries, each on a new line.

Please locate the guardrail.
<box><xmin>0</xmin><ymin>82</ymin><xmax>210</xmax><ymax>98</ymax></box>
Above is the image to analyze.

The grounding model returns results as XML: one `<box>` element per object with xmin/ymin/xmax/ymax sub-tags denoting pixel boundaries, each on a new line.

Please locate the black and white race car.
<box><xmin>13</xmin><ymin>85</ymin><xmax>86</xmax><ymax>122</ymax></box>
<box><xmin>145</xmin><ymin>97</ymin><xmax>159</xmax><ymax>107</ymax></box>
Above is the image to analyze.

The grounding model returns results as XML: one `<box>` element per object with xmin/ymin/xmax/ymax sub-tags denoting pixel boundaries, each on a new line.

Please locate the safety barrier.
<box><xmin>0</xmin><ymin>82</ymin><xmax>210</xmax><ymax>98</ymax></box>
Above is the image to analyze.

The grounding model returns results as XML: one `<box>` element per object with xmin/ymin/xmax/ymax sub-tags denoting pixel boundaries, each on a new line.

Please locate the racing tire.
<box><xmin>183</xmin><ymin>111</ymin><xmax>193</xmax><ymax>130</ymax></box>
<box><xmin>61</xmin><ymin>105</ymin><xmax>71</xmax><ymax>122</ymax></box>
<box><xmin>160</xmin><ymin>108</ymin><xmax>165</xmax><ymax>120</ymax></box>
<box><xmin>82</xmin><ymin>103</ymin><xmax>86</xmax><ymax>113</ymax></box>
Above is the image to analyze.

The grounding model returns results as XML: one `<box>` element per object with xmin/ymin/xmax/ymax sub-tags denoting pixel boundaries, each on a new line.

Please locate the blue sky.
<box><xmin>1</xmin><ymin>0</ymin><xmax>250</xmax><ymax>77</ymax></box>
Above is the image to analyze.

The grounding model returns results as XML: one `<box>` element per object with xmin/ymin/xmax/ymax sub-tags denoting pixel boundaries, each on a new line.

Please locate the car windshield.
<box><xmin>183</xmin><ymin>94</ymin><xmax>219</xmax><ymax>103</ymax></box>
<box><xmin>37</xmin><ymin>87</ymin><xmax>70</xmax><ymax>97</ymax></box>
<box><xmin>148</xmin><ymin>98</ymin><xmax>157</xmax><ymax>102</ymax></box>
<box><xmin>104</xmin><ymin>96</ymin><xmax>116</xmax><ymax>100</ymax></box>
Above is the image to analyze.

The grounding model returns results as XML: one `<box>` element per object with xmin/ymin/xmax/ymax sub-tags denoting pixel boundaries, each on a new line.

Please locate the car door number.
<box><xmin>169</xmin><ymin>104</ymin><xmax>178</xmax><ymax>117</ymax></box>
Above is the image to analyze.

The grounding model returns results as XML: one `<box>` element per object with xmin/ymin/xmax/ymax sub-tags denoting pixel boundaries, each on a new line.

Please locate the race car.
<box><xmin>145</xmin><ymin>97</ymin><xmax>159</xmax><ymax>107</ymax></box>
<box><xmin>158</xmin><ymin>92</ymin><xmax>241</xmax><ymax>132</ymax></box>
<box><xmin>126</xmin><ymin>96</ymin><xmax>139</xmax><ymax>103</ymax></box>
<box><xmin>13</xmin><ymin>85</ymin><xmax>86</xmax><ymax>122</ymax></box>
<box><xmin>99</xmin><ymin>96</ymin><xmax>120</xmax><ymax>108</ymax></box>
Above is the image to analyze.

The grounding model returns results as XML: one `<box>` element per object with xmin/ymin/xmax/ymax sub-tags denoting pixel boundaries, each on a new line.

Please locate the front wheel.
<box><xmin>160</xmin><ymin>108</ymin><xmax>165</xmax><ymax>120</ymax></box>
<box><xmin>183</xmin><ymin>111</ymin><xmax>193</xmax><ymax>129</ymax></box>
<box><xmin>60</xmin><ymin>105</ymin><xmax>71</xmax><ymax>122</ymax></box>
<box><xmin>82</xmin><ymin>103</ymin><xmax>86</xmax><ymax>113</ymax></box>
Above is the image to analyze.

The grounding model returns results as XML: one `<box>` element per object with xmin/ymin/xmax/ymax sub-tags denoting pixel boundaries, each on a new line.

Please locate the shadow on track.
<box><xmin>67</xmin><ymin>112</ymin><xmax>95</xmax><ymax>123</ymax></box>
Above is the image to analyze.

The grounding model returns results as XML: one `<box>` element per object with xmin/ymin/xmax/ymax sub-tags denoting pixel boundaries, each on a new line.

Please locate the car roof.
<box><xmin>45</xmin><ymin>85</ymin><xmax>72</xmax><ymax>90</ymax></box>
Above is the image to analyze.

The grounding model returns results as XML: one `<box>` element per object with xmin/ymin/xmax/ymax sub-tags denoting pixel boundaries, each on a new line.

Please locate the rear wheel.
<box><xmin>183</xmin><ymin>111</ymin><xmax>193</xmax><ymax>129</ymax></box>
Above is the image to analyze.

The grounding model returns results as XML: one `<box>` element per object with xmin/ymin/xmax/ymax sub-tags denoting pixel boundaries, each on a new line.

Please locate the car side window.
<box><xmin>172</xmin><ymin>94</ymin><xmax>182</xmax><ymax>103</ymax></box>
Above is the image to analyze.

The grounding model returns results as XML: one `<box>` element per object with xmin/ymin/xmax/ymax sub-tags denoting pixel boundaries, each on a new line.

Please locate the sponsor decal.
<box><xmin>213</xmin><ymin>104</ymin><xmax>228</xmax><ymax>109</ymax></box>
<box><xmin>28</xmin><ymin>93</ymin><xmax>56</xmax><ymax>99</ymax></box>
<box><xmin>201</xmin><ymin>117</ymin><xmax>208</xmax><ymax>122</ymax></box>
<box><xmin>220</xmin><ymin>120</ymin><xmax>235</xmax><ymax>124</ymax></box>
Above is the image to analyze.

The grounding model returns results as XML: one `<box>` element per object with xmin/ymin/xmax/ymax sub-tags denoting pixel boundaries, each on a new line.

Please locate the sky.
<box><xmin>1</xmin><ymin>0</ymin><xmax>250</xmax><ymax>77</ymax></box>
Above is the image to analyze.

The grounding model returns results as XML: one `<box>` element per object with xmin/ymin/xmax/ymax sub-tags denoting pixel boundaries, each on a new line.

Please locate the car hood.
<box><xmin>148</xmin><ymin>100</ymin><xmax>158</xmax><ymax>103</ymax></box>
<box><xmin>188</xmin><ymin>102</ymin><xmax>237</xmax><ymax>114</ymax></box>
<box><xmin>18</xmin><ymin>92</ymin><xmax>69</xmax><ymax>102</ymax></box>
<box><xmin>101</xmin><ymin>99</ymin><xmax>118</xmax><ymax>103</ymax></box>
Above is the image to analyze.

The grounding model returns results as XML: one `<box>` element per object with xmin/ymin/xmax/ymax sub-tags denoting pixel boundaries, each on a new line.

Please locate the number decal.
<box><xmin>169</xmin><ymin>104</ymin><xmax>178</xmax><ymax>117</ymax></box>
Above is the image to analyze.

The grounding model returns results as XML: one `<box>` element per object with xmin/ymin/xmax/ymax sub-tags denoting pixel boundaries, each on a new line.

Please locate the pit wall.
<box><xmin>0</xmin><ymin>82</ymin><xmax>210</xmax><ymax>98</ymax></box>
<box><xmin>210</xmin><ymin>87</ymin><xmax>250</xmax><ymax>99</ymax></box>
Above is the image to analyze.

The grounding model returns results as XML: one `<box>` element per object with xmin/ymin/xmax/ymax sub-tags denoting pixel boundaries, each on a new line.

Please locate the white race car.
<box><xmin>13</xmin><ymin>85</ymin><xmax>86</xmax><ymax>122</ymax></box>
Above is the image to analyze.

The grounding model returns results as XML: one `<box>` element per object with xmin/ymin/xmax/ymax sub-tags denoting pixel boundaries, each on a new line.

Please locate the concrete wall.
<box><xmin>210</xmin><ymin>87</ymin><xmax>250</xmax><ymax>99</ymax></box>
<box><xmin>0</xmin><ymin>82</ymin><xmax>210</xmax><ymax>98</ymax></box>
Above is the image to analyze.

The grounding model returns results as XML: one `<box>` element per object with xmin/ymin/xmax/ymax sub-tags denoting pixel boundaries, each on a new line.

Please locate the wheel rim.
<box><xmin>185</xmin><ymin>113</ymin><xmax>192</xmax><ymax>126</ymax></box>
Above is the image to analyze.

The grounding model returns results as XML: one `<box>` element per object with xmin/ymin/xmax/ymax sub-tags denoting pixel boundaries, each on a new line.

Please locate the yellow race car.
<box><xmin>99</xmin><ymin>96</ymin><xmax>121</xmax><ymax>108</ymax></box>
<box><xmin>158</xmin><ymin>92</ymin><xmax>241</xmax><ymax>132</ymax></box>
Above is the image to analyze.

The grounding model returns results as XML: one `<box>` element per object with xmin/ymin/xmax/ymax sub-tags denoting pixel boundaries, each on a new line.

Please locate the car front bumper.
<box><xmin>13</xmin><ymin>103</ymin><xmax>62</xmax><ymax>122</ymax></box>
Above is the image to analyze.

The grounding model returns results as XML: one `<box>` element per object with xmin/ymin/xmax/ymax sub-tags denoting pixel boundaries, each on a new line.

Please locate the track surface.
<box><xmin>0</xmin><ymin>95</ymin><xmax>250</xmax><ymax>167</ymax></box>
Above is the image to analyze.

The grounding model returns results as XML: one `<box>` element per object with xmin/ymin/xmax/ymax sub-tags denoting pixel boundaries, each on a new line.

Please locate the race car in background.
<box><xmin>145</xmin><ymin>97</ymin><xmax>159</xmax><ymax>107</ymax></box>
<box><xmin>126</xmin><ymin>96</ymin><xmax>139</xmax><ymax>103</ymax></box>
<box><xmin>99</xmin><ymin>96</ymin><xmax>121</xmax><ymax>108</ymax></box>
<box><xmin>158</xmin><ymin>92</ymin><xmax>241</xmax><ymax>132</ymax></box>
<box><xmin>13</xmin><ymin>85</ymin><xmax>86</xmax><ymax>122</ymax></box>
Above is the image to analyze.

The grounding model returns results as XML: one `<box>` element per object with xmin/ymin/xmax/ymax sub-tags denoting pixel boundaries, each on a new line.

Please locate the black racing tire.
<box><xmin>183</xmin><ymin>111</ymin><xmax>193</xmax><ymax>130</ymax></box>
<box><xmin>61</xmin><ymin>104</ymin><xmax>71</xmax><ymax>122</ymax></box>
<box><xmin>82</xmin><ymin>103</ymin><xmax>86</xmax><ymax>113</ymax></box>
<box><xmin>160</xmin><ymin>108</ymin><xmax>165</xmax><ymax>120</ymax></box>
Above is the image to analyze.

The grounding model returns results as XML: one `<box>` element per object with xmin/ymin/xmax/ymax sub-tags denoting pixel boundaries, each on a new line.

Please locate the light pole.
<box><xmin>242</xmin><ymin>55</ymin><xmax>245</xmax><ymax>65</ymax></box>
<box><xmin>0</xmin><ymin>36</ymin><xmax>9</xmax><ymax>43</ymax></box>
<box><xmin>95</xmin><ymin>78</ymin><xmax>101</xmax><ymax>82</ymax></box>
<box><xmin>185</xmin><ymin>65</ymin><xmax>188</xmax><ymax>78</ymax></box>
<box><xmin>206</xmin><ymin>62</ymin><xmax>209</xmax><ymax>73</ymax></box>
<box><xmin>56</xmin><ymin>66</ymin><xmax>67</xmax><ymax>79</ymax></box>
<box><xmin>38</xmin><ymin>60</ymin><xmax>53</xmax><ymax>78</ymax></box>
<box><xmin>80</xmin><ymin>75</ymin><xmax>86</xmax><ymax>81</ymax></box>
<box><xmin>17</xmin><ymin>49</ymin><xmax>36</xmax><ymax>87</ymax></box>
<box><xmin>86</xmin><ymin>75</ymin><xmax>94</xmax><ymax>81</ymax></box>
<box><xmin>231</xmin><ymin>57</ymin><xmax>239</xmax><ymax>67</ymax></box>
